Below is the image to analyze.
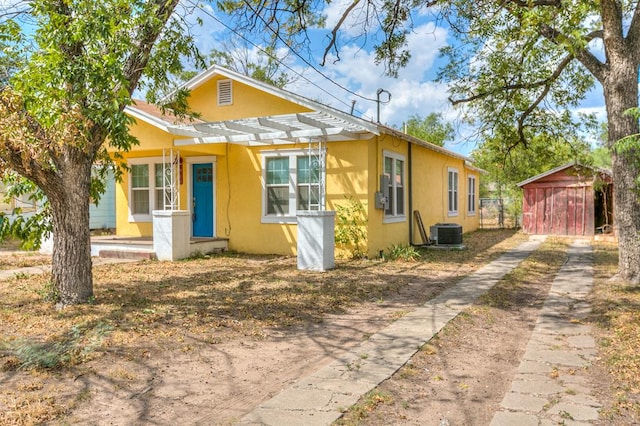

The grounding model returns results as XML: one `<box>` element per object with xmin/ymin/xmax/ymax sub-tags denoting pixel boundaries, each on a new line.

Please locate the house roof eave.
<box><xmin>124</xmin><ymin>105</ymin><xmax>172</xmax><ymax>132</ymax></box>
<box><xmin>378</xmin><ymin>126</ymin><xmax>473</xmax><ymax>164</ymax></box>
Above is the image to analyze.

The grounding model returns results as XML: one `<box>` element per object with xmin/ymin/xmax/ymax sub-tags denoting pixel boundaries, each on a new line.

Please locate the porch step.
<box><xmin>98</xmin><ymin>249</ymin><xmax>157</xmax><ymax>261</ymax></box>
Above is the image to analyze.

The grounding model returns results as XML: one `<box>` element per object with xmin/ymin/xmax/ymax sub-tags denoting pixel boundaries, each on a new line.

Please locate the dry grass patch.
<box><xmin>0</xmin><ymin>252</ymin><xmax>51</xmax><ymax>271</ymax></box>
<box><xmin>0</xmin><ymin>229</ymin><xmax>523</xmax><ymax>425</ymax></box>
<box><xmin>591</xmin><ymin>241</ymin><xmax>640</xmax><ymax>422</ymax></box>
<box><xmin>0</xmin><ymin>239</ymin><xmax>51</xmax><ymax>271</ymax></box>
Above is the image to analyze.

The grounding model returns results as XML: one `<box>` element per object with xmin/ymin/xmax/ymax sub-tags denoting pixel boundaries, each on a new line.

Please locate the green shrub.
<box><xmin>386</xmin><ymin>244</ymin><xmax>421</xmax><ymax>261</ymax></box>
<box><xmin>36</xmin><ymin>280</ymin><xmax>60</xmax><ymax>303</ymax></box>
<box><xmin>335</xmin><ymin>196</ymin><xmax>368</xmax><ymax>258</ymax></box>
<box><xmin>5</xmin><ymin>321</ymin><xmax>113</xmax><ymax>370</ymax></box>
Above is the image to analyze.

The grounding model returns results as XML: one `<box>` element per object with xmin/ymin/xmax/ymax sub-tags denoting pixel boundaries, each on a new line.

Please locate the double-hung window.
<box><xmin>129</xmin><ymin>158</ymin><xmax>171</xmax><ymax>222</ymax></box>
<box><xmin>131</xmin><ymin>164</ymin><xmax>150</xmax><ymax>217</ymax></box>
<box><xmin>297</xmin><ymin>156</ymin><xmax>321</xmax><ymax>211</ymax></box>
<box><xmin>262</xmin><ymin>149</ymin><xmax>323</xmax><ymax>222</ymax></box>
<box><xmin>383</xmin><ymin>151</ymin><xmax>405</xmax><ymax>222</ymax></box>
<box><xmin>467</xmin><ymin>174</ymin><xmax>476</xmax><ymax>215</ymax></box>
<box><xmin>265</xmin><ymin>157</ymin><xmax>290</xmax><ymax>215</ymax></box>
<box><xmin>448</xmin><ymin>167</ymin><xmax>459</xmax><ymax>216</ymax></box>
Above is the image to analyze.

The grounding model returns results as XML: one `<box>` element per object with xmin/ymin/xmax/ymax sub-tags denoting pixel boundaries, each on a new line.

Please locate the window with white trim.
<box><xmin>448</xmin><ymin>168</ymin><xmax>459</xmax><ymax>216</ymax></box>
<box><xmin>467</xmin><ymin>174</ymin><xmax>476</xmax><ymax>215</ymax></box>
<box><xmin>262</xmin><ymin>149</ymin><xmax>322</xmax><ymax>222</ymax></box>
<box><xmin>131</xmin><ymin>164</ymin><xmax>150</xmax><ymax>216</ymax></box>
<box><xmin>128</xmin><ymin>158</ymin><xmax>170</xmax><ymax>222</ymax></box>
<box><xmin>383</xmin><ymin>151</ymin><xmax>405</xmax><ymax>221</ymax></box>
<box><xmin>217</xmin><ymin>79</ymin><xmax>232</xmax><ymax>106</ymax></box>
<box><xmin>297</xmin><ymin>156</ymin><xmax>321</xmax><ymax>211</ymax></box>
<box><xmin>265</xmin><ymin>156</ymin><xmax>290</xmax><ymax>215</ymax></box>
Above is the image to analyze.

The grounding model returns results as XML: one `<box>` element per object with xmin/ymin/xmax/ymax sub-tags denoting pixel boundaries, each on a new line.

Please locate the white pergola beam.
<box><xmin>257</xmin><ymin>117</ymin><xmax>300</xmax><ymax>132</ymax></box>
<box><xmin>171</xmin><ymin>111</ymin><xmax>375</xmax><ymax>146</ymax></box>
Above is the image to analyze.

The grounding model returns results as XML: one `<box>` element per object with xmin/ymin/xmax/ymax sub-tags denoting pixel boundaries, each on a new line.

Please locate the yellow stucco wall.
<box><xmin>114</xmin><ymin>137</ymin><xmax>480</xmax><ymax>255</ymax></box>
<box><xmin>115</xmin><ymin>116</ymin><xmax>230</xmax><ymax>237</ymax></box>
<box><xmin>366</xmin><ymin>135</ymin><xmax>408</xmax><ymax>256</ymax></box>
<box><xmin>189</xmin><ymin>76</ymin><xmax>312</xmax><ymax>121</ymax></box>
<box><xmin>219</xmin><ymin>140</ymin><xmax>373</xmax><ymax>255</ymax></box>
<box><xmin>410</xmin><ymin>143</ymin><xmax>480</xmax><ymax>244</ymax></box>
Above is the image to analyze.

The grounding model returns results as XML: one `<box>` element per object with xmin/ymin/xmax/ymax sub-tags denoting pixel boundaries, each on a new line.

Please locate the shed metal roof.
<box><xmin>516</xmin><ymin>161</ymin><xmax>612</xmax><ymax>188</ymax></box>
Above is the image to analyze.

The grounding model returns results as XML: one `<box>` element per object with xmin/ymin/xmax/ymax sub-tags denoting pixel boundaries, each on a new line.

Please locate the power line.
<box><xmin>183</xmin><ymin>0</ymin><xmax>377</xmax><ymax>119</ymax></box>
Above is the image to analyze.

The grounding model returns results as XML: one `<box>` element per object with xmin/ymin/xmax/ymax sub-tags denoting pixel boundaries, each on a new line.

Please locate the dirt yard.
<box><xmin>0</xmin><ymin>230</ymin><xmax>635</xmax><ymax>425</ymax></box>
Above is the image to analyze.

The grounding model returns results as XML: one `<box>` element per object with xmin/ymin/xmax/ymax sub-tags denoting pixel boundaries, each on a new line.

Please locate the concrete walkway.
<box><xmin>240</xmin><ymin>237</ymin><xmax>546</xmax><ymax>425</ymax></box>
<box><xmin>491</xmin><ymin>240</ymin><xmax>601</xmax><ymax>425</ymax></box>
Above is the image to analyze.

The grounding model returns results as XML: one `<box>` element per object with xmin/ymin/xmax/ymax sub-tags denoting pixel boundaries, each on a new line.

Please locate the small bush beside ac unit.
<box><xmin>429</xmin><ymin>223</ymin><xmax>463</xmax><ymax>245</ymax></box>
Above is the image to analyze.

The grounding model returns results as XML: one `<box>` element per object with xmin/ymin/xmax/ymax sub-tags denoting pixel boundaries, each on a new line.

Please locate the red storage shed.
<box><xmin>517</xmin><ymin>162</ymin><xmax>613</xmax><ymax>236</ymax></box>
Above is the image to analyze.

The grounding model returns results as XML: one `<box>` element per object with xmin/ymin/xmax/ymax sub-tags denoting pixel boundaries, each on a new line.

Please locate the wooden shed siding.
<box><xmin>521</xmin><ymin>168</ymin><xmax>596</xmax><ymax>236</ymax></box>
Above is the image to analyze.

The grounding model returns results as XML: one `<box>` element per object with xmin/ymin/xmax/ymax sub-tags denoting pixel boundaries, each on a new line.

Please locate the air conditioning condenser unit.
<box><xmin>429</xmin><ymin>223</ymin><xmax>463</xmax><ymax>245</ymax></box>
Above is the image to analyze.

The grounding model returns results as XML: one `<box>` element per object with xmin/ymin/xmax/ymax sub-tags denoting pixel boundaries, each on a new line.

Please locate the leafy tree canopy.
<box><xmin>401</xmin><ymin>112</ymin><xmax>453</xmax><ymax>147</ymax></box>
<box><xmin>472</xmin><ymin>129</ymin><xmax>592</xmax><ymax>197</ymax></box>
<box><xmin>0</xmin><ymin>0</ymin><xmax>203</xmax><ymax>305</ymax></box>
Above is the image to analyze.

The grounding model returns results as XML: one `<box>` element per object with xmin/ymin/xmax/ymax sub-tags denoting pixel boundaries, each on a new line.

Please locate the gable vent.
<box><xmin>217</xmin><ymin>79</ymin><xmax>233</xmax><ymax>106</ymax></box>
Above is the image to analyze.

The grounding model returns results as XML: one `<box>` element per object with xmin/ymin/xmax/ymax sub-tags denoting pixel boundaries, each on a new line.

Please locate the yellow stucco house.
<box><xmin>109</xmin><ymin>65</ymin><xmax>480</xmax><ymax>261</ymax></box>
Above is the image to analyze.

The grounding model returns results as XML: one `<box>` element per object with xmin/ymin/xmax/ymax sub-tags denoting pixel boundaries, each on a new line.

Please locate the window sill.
<box><xmin>261</xmin><ymin>216</ymin><xmax>297</xmax><ymax>224</ymax></box>
<box><xmin>128</xmin><ymin>214</ymin><xmax>152</xmax><ymax>223</ymax></box>
<box><xmin>448</xmin><ymin>212</ymin><xmax>459</xmax><ymax>217</ymax></box>
<box><xmin>383</xmin><ymin>215</ymin><xmax>406</xmax><ymax>224</ymax></box>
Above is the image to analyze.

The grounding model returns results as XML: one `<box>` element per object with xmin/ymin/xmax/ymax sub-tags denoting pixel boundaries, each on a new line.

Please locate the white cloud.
<box><xmin>177</xmin><ymin>2</ymin><xmax>226</xmax><ymax>55</ymax></box>
<box><xmin>287</xmin><ymin>22</ymin><xmax>454</xmax><ymax>126</ymax></box>
<box><xmin>574</xmin><ymin>106</ymin><xmax>606</xmax><ymax>119</ymax></box>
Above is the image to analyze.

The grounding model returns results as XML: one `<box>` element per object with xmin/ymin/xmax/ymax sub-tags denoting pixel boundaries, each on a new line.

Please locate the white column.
<box><xmin>297</xmin><ymin>210</ymin><xmax>336</xmax><ymax>271</ymax></box>
<box><xmin>152</xmin><ymin>210</ymin><xmax>191</xmax><ymax>261</ymax></box>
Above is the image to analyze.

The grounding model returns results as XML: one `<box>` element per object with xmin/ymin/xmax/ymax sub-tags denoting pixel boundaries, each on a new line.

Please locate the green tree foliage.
<box><xmin>472</xmin><ymin>129</ymin><xmax>592</xmax><ymax>222</ymax></box>
<box><xmin>591</xmin><ymin>122</ymin><xmax>612</xmax><ymax>170</ymax></box>
<box><xmin>591</xmin><ymin>147</ymin><xmax>612</xmax><ymax>170</ymax></box>
<box><xmin>436</xmin><ymin>1</ymin><xmax>640</xmax><ymax>282</ymax></box>
<box><xmin>473</xmin><ymin>131</ymin><xmax>592</xmax><ymax>193</ymax></box>
<box><xmin>403</xmin><ymin>113</ymin><xmax>453</xmax><ymax>147</ymax></box>
<box><xmin>0</xmin><ymin>0</ymin><xmax>202</xmax><ymax>305</ymax></box>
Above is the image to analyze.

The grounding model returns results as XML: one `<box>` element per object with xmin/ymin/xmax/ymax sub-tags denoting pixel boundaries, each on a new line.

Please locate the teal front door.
<box><xmin>192</xmin><ymin>163</ymin><xmax>214</xmax><ymax>237</ymax></box>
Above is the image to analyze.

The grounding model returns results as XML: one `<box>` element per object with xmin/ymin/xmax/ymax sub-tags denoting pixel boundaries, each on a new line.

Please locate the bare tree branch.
<box><xmin>538</xmin><ymin>24</ymin><xmax>607</xmax><ymax>82</ymax></box>
<box><xmin>514</xmin><ymin>54</ymin><xmax>572</xmax><ymax>145</ymax></box>
<box><xmin>122</xmin><ymin>0</ymin><xmax>181</xmax><ymax>98</ymax></box>
<box><xmin>321</xmin><ymin>0</ymin><xmax>361</xmax><ymax>66</ymax></box>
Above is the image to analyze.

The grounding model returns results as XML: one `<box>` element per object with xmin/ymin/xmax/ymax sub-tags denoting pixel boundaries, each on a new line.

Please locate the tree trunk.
<box><xmin>603</xmin><ymin>59</ymin><xmax>640</xmax><ymax>284</ymax></box>
<box><xmin>49</xmin><ymin>161</ymin><xmax>94</xmax><ymax>306</ymax></box>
